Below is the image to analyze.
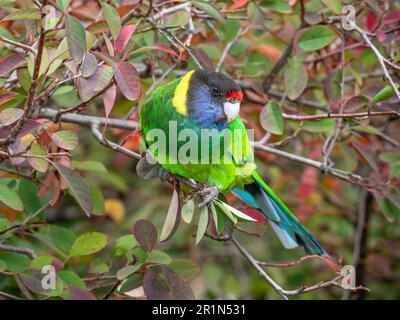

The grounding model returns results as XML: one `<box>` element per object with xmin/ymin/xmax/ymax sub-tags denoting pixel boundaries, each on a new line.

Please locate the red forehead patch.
<box><xmin>227</xmin><ymin>90</ymin><xmax>243</xmax><ymax>101</ymax></box>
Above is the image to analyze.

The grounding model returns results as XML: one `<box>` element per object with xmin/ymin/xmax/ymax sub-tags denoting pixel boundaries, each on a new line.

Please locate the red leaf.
<box><xmin>352</xmin><ymin>141</ymin><xmax>378</xmax><ymax>172</ymax></box>
<box><xmin>298</xmin><ymin>167</ymin><xmax>318</xmax><ymax>198</ymax></box>
<box><xmin>103</xmin><ymin>84</ymin><xmax>116</xmax><ymax>118</ymax></box>
<box><xmin>68</xmin><ymin>286</ymin><xmax>97</xmax><ymax>300</ymax></box>
<box><xmin>241</xmin><ymin>207</ymin><xmax>266</xmax><ymax>225</ymax></box>
<box><xmin>114</xmin><ymin>25</ymin><xmax>136</xmax><ymax>53</ymax></box>
<box><xmin>375</xmin><ymin>29</ymin><xmax>387</xmax><ymax>42</ymax></box>
<box><xmin>112</xmin><ymin>61</ymin><xmax>141</xmax><ymax>101</ymax></box>
<box><xmin>143</xmin><ymin>269</ymin><xmax>170</xmax><ymax>300</ymax></box>
<box><xmin>229</xmin><ymin>0</ymin><xmax>250</xmax><ymax>10</ymax></box>
<box><xmin>155</xmin><ymin>44</ymin><xmax>178</xmax><ymax>57</ymax></box>
<box><xmin>0</xmin><ymin>119</ymin><xmax>45</xmax><ymax>139</ymax></box>
<box><xmin>342</xmin><ymin>95</ymin><xmax>369</xmax><ymax>112</ymax></box>
<box><xmin>382</xmin><ymin>11</ymin><xmax>400</xmax><ymax>25</ymax></box>
<box><xmin>366</xmin><ymin>11</ymin><xmax>377</xmax><ymax>31</ymax></box>
<box><xmin>133</xmin><ymin>219</ymin><xmax>158</xmax><ymax>252</ymax></box>
<box><xmin>0</xmin><ymin>92</ymin><xmax>18</xmax><ymax>106</ymax></box>
<box><xmin>0</xmin><ymin>54</ymin><xmax>26</xmax><ymax>77</ymax></box>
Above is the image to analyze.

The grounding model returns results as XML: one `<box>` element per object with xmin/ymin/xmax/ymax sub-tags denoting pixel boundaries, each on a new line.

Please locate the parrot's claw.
<box><xmin>158</xmin><ymin>166</ymin><xmax>171</xmax><ymax>182</ymax></box>
<box><xmin>198</xmin><ymin>186</ymin><xmax>219</xmax><ymax>208</ymax></box>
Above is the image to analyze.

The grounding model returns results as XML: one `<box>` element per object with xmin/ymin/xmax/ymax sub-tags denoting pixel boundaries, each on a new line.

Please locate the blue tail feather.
<box><xmin>231</xmin><ymin>174</ymin><xmax>330</xmax><ymax>258</ymax></box>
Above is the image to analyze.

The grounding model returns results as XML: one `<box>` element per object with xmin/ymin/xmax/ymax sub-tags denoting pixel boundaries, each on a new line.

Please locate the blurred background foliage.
<box><xmin>0</xmin><ymin>0</ymin><xmax>399</xmax><ymax>300</ymax></box>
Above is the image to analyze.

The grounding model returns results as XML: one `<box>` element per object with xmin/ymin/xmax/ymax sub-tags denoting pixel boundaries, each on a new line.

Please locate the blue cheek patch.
<box><xmin>189</xmin><ymin>85</ymin><xmax>224</xmax><ymax>127</ymax></box>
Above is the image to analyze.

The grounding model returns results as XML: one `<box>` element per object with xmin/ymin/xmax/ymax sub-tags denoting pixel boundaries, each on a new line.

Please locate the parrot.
<box><xmin>140</xmin><ymin>69</ymin><xmax>330</xmax><ymax>257</ymax></box>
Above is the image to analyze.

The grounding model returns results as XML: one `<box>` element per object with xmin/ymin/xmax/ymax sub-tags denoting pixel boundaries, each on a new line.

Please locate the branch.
<box><xmin>230</xmin><ymin>236</ymin><xmax>289</xmax><ymax>299</ymax></box>
<box><xmin>0</xmin><ymin>244</ymin><xmax>36</xmax><ymax>259</ymax></box>
<box><xmin>39</xmin><ymin>108</ymin><xmax>139</xmax><ymax>130</ymax></box>
<box><xmin>252</xmin><ymin>142</ymin><xmax>364</xmax><ymax>184</ymax></box>
<box><xmin>37</xmin><ymin>108</ymin><xmax>367</xmax><ymax>187</ymax></box>
<box><xmin>216</xmin><ymin>26</ymin><xmax>249</xmax><ymax>72</ymax></box>
<box><xmin>0</xmin><ymin>0</ymin><xmax>48</xmax><ymax>147</ymax></box>
<box><xmin>340</xmin><ymin>5</ymin><xmax>400</xmax><ymax>104</ymax></box>
<box><xmin>282</xmin><ymin>110</ymin><xmax>399</xmax><ymax>120</ymax></box>
<box><xmin>262</xmin><ymin>0</ymin><xmax>307</xmax><ymax>92</ymax></box>
<box><xmin>0</xmin><ymin>202</ymin><xmax>50</xmax><ymax>237</ymax></box>
<box><xmin>91</xmin><ymin>123</ymin><xmax>141</xmax><ymax>159</ymax></box>
<box><xmin>0</xmin><ymin>36</ymin><xmax>36</xmax><ymax>54</ymax></box>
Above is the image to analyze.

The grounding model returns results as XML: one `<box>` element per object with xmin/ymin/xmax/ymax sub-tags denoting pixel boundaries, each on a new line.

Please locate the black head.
<box><xmin>186</xmin><ymin>70</ymin><xmax>243</xmax><ymax>127</ymax></box>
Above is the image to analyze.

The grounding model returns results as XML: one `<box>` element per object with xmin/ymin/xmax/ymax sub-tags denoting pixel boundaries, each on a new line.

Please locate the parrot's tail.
<box><xmin>232</xmin><ymin>171</ymin><xmax>330</xmax><ymax>258</ymax></box>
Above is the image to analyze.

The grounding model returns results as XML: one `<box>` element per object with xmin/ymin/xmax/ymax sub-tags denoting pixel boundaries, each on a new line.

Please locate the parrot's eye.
<box><xmin>211</xmin><ymin>87</ymin><xmax>221</xmax><ymax>96</ymax></box>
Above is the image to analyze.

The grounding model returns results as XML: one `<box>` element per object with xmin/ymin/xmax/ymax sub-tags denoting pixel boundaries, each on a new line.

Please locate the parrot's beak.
<box><xmin>223</xmin><ymin>98</ymin><xmax>240</xmax><ymax>123</ymax></box>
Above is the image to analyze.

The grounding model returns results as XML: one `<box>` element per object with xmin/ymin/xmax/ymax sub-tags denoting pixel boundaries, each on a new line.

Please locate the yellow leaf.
<box><xmin>104</xmin><ymin>199</ymin><xmax>125</xmax><ymax>223</ymax></box>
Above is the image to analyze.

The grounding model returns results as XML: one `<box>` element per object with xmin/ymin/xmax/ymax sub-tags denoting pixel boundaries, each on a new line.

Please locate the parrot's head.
<box><xmin>185</xmin><ymin>70</ymin><xmax>243</xmax><ymax>126</ymax></box>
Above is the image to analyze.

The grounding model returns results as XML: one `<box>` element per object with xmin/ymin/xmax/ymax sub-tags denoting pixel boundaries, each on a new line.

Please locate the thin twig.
<box><xmin>0</xmin><ymin>36</ymin><xmax>37</xmax><ymax>54</ymax></box>
<box><xmin>230</xmin><ymin>236</ymin><xmax>289</xmax><ymax>300</ymax></box>
<box><xmin>216</xmin><ymin>26</ymin><xmax>249</xmax><ymax>72</ymax></box>
<box><xmin>0</xmin><ymin>244</ymin><xmax>36</xmax><ymax>259</ymax></box>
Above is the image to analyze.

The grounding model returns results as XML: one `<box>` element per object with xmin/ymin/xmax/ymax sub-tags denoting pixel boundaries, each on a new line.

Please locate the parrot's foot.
<box><xmin>158</xmin><ymin>166</ymin><xmax>171</xmax><ymax>182</ymax></box>
<box><xmin>198</xmin><ymin>186</ymin><xmax>219</xmax><ymax>208</ymax></box>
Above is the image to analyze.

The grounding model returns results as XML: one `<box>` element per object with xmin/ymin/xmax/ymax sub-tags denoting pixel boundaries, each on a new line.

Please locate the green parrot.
<box><xmin>140</xmin><ymin>69</ymin><xmax>329</xmax><ymax>257</ymax></box>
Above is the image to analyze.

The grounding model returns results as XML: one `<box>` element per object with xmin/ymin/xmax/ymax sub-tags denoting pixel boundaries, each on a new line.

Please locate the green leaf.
<box><xmin>116</xmin><ymin>264</ymin><xmax>142</xmax><ymax>280</ymax></box>
<box><xmin>58</xmin><ymin>270</ymin><xmax>86</xmax><ymax>289</ymax></box>
<box><xmin>72</xmin><ymin>160</ymin><xmax>107</xmax><ymax>173</ymax></box>
<box><xmin>260</xmin><ymin>101</ymin><xmax>284</xmax><ymax>135</ymax></box>
<box><xmin>119</xmin><ymin>273</ymin><xmax>143</xmax><ymax>293</ymax></box>
<box><xmin>0</xmin><ymin>217</ymin><xmax>11</xmax><ymax>238</ymax></box>
<box><xmin>18</xmin><ymin>180</ymin><xmax>41</xmax><ymax>213</ymax></box>
<box><xmin>50</xmin><ymin>225</ymin><xmax>77</xmax><ymax>255</ymax></box>
<box><xmin>260</xmin><ymin>0</ymin><xmax>292</xmax><ymax>14</ymax></box>
<box><xmin>65</xmin><ymin>14</ymin><xmax>86</xmax><ymax>64</ymax></box>
<box><xmin>196</xmin><ymin>206</ymin><xmax>209</xmax><ymax>245</ymax></box>
<box><xmin>247</xmin><ymin>2</ymin><xmax>265</xmax><ymax>27</ymax></box>
<box><xmin>0</xmin><ymin>252</ymin><xmax>29</xmax><ymax>272</ymax></box>
<box><xmin>169</xmin><ymin>259</ymin><xmax>201</xmax><ymax>280</ymax></box>
<box><xmin>30</xmin><ymin>256</ymin><xmax>55</xmax><ymax>269</ymax></box>
<box><xmin>294</xmin><ymin>118</ymin><xmax>335</xmax><ymax>133</ymax></box>
<box><xmin>2</xmin><ymin>8</ymin><xmax>40</xmax><ymax>21</ymax></box>
<box><xmin>380</xmin><ymin>152</ymin><xmax>400</xmax><ymax>164</ymax></box>
<box><xmin>51</xmin><ymin>130</ymin><xmax>78</xmax><ymax>151</ymax></box>
<box><xmin>0</xmin><ymin>107</ymin><xmax>23</xmax><ymax>127</ymax></box>
<box><xmin>284</xmin><ymin>58</ymin><xmax>308</xmax><ymax>100</ymax></box>
<box><xmin>89</xmin><ymin>258</ymin><xmax>110</xmax><ymax>273</ymax></box>
<box><xmin>371</xmin><ymin>85</ymin><xmax>398</xmax><ymax>103</ymax></box>
<box><xmin>389</xmin><ymin>162</ymin><xmax>400</xmax><ymax>178</ymax></box>
<box><xmin>210</xmin><ymin>202</ymin><xmax>225</xmax><ymax>234</ymax></box>
<box><xmin>112</xmin><ymin>235</ymin><xmax>138</xmax><ymax>256</ymax></box>
<box><xmin>298</xmin><ymin>25</ymin><xmax>336</xmax><ymax>51</ymax></box>
<box><xmin>54</xmin><ymin>163</ymin><xmax>92</xmax><ymax>217</ymax></box>
<box><xmin>101</xmin><ymin>2</ymin><xmax>121</xmax><ymax>39</ymax></box>
<box><xmin>192</xmin><ymin>1</ymin><xmax>225</xmax><ymax>24</ymax></box>
<box><xmin>52</xmin><ymin>85</ymin><xmax>81</xmax><ymax>108</ymax></box>
<box><xmin>0</xmin><ymin>184</ymin><xmax>23</xmax><ymax>211</ymax></box>
<box><xmin>87</xmin><ymin>181</ymin><xmax>105</xmax><ymax>216</ymax></box>
<box><xmin>181</xmin><ymin>199</ymin><xmax>195</xmax><ymax>224</ymax></box>
<box><xmin>27</xmin><ymin>142</ymin><xmax>49</xmax><ymax>173</ymax></box>
<box><xmin>151</xmin><ymin>250</ymin><xmax>172</xmax><ymax>265</ymax></box>
<box><xmin>321</xmin><ymin>0</ymin><xmax>342</xmax><ymax>14</ymax></box>
<box><xmin>69</xmin><ymin>232</ymin><xmax>107</xmax><ymax>258</ymax></box>
<box><xmin>221</xmin><ymin>20</ymin><xmax>240</xmax><ymax>42</ymax></box>
<box><xmin>57</xmin><ymin>0</ymin><xmax>71</xmax><ymax>11</ymax></box>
